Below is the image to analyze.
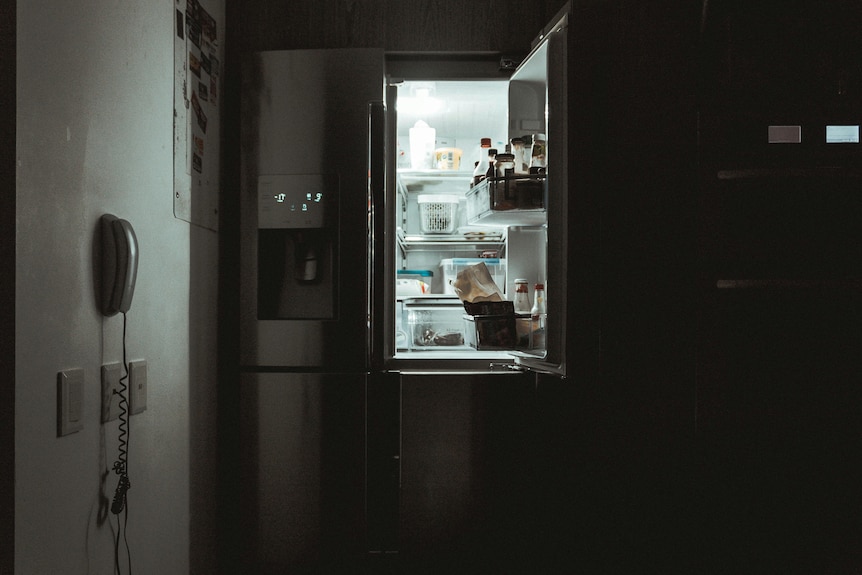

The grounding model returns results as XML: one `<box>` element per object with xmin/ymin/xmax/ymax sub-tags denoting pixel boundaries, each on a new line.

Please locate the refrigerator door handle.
<box><xmin>368</xmin><ymin>100</ymin><xmax>387</xmax><ymax>370</ymax></box>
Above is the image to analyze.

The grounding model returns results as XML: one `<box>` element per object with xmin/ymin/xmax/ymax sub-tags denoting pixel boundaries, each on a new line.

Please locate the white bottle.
<box><xmin>472</xmin><ymin>138</ymin><xmax>493</xmax><ymax>187</ymax></box>
<box><xmin>409</xmin><ymin>120</ymin><xmax>436</xmax><ymax>170</ymax></box>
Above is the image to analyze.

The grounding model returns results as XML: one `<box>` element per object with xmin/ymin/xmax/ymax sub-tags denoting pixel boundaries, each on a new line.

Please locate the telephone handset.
<box><xmin>100</xmin><ymin>214</ymin><xmax>139</xmax><ymax>316</ymax></box>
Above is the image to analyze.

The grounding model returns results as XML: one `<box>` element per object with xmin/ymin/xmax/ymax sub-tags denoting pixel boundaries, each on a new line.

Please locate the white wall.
<box><xmin>16</xmin><ymin>1</ymin><xmax>219</xmax><ymax>573</ymax></box>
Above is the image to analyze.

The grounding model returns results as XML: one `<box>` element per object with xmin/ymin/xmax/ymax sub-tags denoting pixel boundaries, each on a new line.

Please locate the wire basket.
<box><xmin>418</xmin><ymin>194</ymin><xmax>459</xmax><ymax>234</ymax></box>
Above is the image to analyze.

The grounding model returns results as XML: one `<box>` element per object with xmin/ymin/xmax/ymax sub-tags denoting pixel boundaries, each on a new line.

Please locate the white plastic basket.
<box><xmin>418</xmin><ymin>194</ymin><xmax>459</xmax><ymax>234</ymax></box>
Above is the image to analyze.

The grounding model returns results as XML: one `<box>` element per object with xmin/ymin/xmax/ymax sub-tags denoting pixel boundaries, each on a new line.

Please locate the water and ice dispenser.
<box><xmin>256</xmin><ymin>174</ymin><xmax>337</xmax><ymax>320</ymax></box>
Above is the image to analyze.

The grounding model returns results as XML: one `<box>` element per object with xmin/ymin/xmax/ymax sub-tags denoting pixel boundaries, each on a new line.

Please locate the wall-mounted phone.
<box><xmin>100</xmin><ymin>214</ymin><xmax>139</xmax><ymax>316</ymax></box>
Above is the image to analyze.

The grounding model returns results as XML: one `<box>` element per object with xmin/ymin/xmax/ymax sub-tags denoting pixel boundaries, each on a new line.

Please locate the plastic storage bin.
<box><xmin>418</xmin><ymin>194</ymin><xmax>460</xmax><ymax>234</ymax></box>
<box><xmin>439</xmin><ymin>258</ymin><xmax>506</xmax><ymax>296</ymax></box>
<box><xmin>396</xmin><ymin>269</ymin><xmax>434</xmax><ymax>295</ymax></box>
<box><xmin>404</xmin><ymin>297</ymin><xmax>466</xmax><ymax>349</ymax></box>
<box><xmin>396</xmin><ymin>269</ymin><xmax>434</xmax><ymax>282</ymax></box>
<box><xmin>463</xmin><ymin>314</ymin><xmax>518</xmax><ymax>350</ymax></box>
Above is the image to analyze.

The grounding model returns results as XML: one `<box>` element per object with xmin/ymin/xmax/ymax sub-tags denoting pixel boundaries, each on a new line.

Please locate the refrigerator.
<box><xmin>238</xmin><ymin>3</ymin><xmax>593</xmax><ymax>572</ymax></box>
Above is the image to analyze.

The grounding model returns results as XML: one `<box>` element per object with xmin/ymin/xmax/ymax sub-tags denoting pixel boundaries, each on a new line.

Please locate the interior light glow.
<box><xmin>396</xmin><ymin>96</ymin><xmax>444</xmax><ymax>115</ymax></box>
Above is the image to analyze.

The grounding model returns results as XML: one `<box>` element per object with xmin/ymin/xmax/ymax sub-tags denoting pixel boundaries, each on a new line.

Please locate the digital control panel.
<box><xmin>258</xmin><ymin>175</ymin><xmax>330</xmax><ymax>229</ymax></box>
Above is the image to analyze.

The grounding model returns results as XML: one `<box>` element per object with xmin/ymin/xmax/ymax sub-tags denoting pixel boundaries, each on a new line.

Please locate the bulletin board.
<box><xmin>173</xmin><ymin>0</ymin><xmax>223</xmax><ymax>231</ymax></box>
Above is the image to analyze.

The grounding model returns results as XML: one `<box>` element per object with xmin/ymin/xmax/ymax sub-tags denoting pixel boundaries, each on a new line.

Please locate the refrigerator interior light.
<box><xmin>398</xmin><ymin>81</ymin><xmax>440</xmax><ymax>114</ymax></box>
<box><xmin>397</xmin><ymin>95</ymin><xmax>443</xmax><ymax>115</ymax></box>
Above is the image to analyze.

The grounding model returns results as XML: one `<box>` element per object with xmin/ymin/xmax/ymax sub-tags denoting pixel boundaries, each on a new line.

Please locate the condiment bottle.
<box><xmin>530</xmin><ymin>283</ymin><xmax>546</xmax><ymax>350</ymax></box>
<box><xmin>513</xmin><ymin>279</ymin><xmax>531</xmax><ymax>313</ymax></box>
<box><xmin>472</xmin><ymin>138</ymin><xmax>493</xmax><ymax>187</ymax></box>
<box><xmin>484</xmin><ymin>148</ymin><xmax>498</xmax><ymax>181</ymax></box>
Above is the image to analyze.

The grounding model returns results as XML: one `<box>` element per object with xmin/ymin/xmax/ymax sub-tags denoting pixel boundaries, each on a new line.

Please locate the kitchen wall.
<box><xmin>15</xmin><ymin>1</ymin><xmax>219</xmax><ymax>573</ymax></box>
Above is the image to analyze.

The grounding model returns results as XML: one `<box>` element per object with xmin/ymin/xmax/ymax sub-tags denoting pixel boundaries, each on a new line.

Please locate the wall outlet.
<box><xmin>129</xmin><ymin>360</ymin><xmax>147</xmax><ymax>415</ymax></box>
<box><xmin>101</xmin><ymin>363</ymin><xmax>123</xmax><ymax>423</ymax></box>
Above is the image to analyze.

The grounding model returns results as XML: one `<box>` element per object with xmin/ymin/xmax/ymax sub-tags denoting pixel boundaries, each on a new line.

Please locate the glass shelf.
<box><xmin>396</xmin><ymin>227</ymin><xmax>505</xmax><ymax>256</ymax></box>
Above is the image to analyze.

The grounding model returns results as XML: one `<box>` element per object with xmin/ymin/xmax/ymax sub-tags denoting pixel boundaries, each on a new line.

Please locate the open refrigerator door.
<box><xmin>385</xmin><ymin>7</ymin><xmax>569</xmax><ymax>377</ymax></box>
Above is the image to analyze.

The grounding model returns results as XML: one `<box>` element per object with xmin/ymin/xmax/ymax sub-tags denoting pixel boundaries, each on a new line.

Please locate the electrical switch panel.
<box><xmin>57</xmin><ymin>368</ymin><xmax>84</xmax><ymax>436</ymax></box>
<box><xmin>129</xmin><ymin>360</ymin><xmax>147</xmax><ymax>415</ymax></box>
<box><xmin>101</xmin><ymin>363</ymin><xmax>123</xmax><ymax>423</ymax></box>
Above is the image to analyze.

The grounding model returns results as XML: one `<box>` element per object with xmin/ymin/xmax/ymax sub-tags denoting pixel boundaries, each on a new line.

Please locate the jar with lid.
<box><xmin>492</xmin><ymin>152</ymin><xmax>516</xmax><ymax>210</ymax></box>
<box><xmin>495</xmin><ymin>153</ymin><xmax>515</xmax><ymax>179</ymax></box>
<box><xmin>513</xmin><ymin>279</ymin><xmax>532</xmax><ymax>313</ymax></box>
<box><xmin>529</xmin><ymin>134</ymin><xmax>546</xmax><ymax>171</ymax></box>
<box><xmin>492</xmin><ymin>153</ymin><xmax>517</xmax><ymax>210</ymax></box>
<box><xmin>510</xmin><ymin>137</ymin><xmax>529</xmax><ymax>174</ymax></box>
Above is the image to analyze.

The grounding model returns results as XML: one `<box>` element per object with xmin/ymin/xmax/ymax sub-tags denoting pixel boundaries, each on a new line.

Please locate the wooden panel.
<box><xmin>236</xmin><ymin>0</ymin><xmax>569</xmax><ymax>53</ymax></box>
<box><xmin>697</xmin><ymin>286</ymin><xmax>862</xmax><ymax>573</ymax></box>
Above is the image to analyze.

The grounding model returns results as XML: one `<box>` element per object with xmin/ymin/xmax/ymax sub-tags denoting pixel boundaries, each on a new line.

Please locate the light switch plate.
<box><xmin>101</xmin><ymin>363</ymin><xmax>123</xmax><ymax>423</ymax></box>
<box><xmin>57</xmin><ymin>368</ymin><xmax>84</xmax><ymax>436</ymax></box>
<box><xmin>129</xmin><ymin>360</ymin><xmax>147</xmax><ymax>415</ymax></box>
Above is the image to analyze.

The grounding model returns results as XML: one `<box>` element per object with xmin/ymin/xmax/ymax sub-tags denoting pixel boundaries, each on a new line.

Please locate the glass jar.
<box><xmin>529</xmin><ymin>134</ymin><xmax>546</xmax><ymax>170</ymax></box>
<box><xmin>510</xmin><ymin>137</ymin><xmax>528</xmax><ymax>174</ymax></box>
<box><xmin>492</xmin><ymin>152</ymin><xmax>516</xmax><ymax>210</ymax></box>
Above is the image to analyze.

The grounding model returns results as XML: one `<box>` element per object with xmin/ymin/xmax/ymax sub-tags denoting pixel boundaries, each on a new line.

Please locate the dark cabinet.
<box><xmin>696</xmin><ymin>286</ymin><xmax>862</xmax><ymax>572</ymax></box>
<box><xmin>395</xmin><ymin>373</ymin><xmax>538</xmax><ymax>574</ymax></box>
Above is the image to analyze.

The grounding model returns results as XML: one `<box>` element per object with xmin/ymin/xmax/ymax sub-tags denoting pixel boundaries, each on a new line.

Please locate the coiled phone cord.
<box><xmin>111</xmin><ymin>311</ymin><xmax>132</xmax><ymax>574</ymax></box>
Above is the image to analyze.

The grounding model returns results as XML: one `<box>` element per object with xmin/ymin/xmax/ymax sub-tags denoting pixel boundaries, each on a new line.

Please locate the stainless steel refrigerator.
<box><xmin>238</xmin><ymin>3</ymin><xmax>594</xmax><ymax>572</ymax></box>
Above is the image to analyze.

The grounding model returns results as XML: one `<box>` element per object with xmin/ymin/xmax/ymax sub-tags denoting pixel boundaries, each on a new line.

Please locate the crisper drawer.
<box><xmin>404</xmin><ymin>297</ymin><xmax>467</xmax><ymax>350</ymax></box>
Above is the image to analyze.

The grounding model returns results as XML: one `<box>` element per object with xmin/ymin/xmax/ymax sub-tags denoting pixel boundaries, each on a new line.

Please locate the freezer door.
<box><xmin>240</xmin><ymin>49</ymin><xmax>384</xmax><ymax>368</ymax></box>
<box><xmin>239</xmin><ymin>372</ymin><xmax>367</xmax><ymax>573</ymax></box>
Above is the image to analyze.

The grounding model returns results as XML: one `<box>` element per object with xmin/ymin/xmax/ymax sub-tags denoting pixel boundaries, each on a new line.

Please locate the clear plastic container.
<box><xmin>439</xmin><ymin>258</ymin><xmax>506</xmax><ymax>296</ymax></box>
<box><xmin>404</xmin><ymin>298</ymin><xmax>465</xmax><ymax>349</ymax></box>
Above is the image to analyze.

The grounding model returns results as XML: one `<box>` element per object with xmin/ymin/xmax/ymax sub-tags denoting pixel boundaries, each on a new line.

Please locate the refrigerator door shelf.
<box><xmin>465</xmin><ymin>176</ymin><xmax>547</xmax><ymax>227</ymax></box>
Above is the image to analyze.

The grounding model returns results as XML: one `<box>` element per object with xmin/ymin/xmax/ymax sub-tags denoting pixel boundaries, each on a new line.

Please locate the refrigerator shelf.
<box><xmin>396</xmin><ymin>227</ymin><xmax>506</xmax><ymax>258</ymax></box>
<box><xmin>398</xmin><ymin>170</ymin><xmax>473</xmax><ymax>194</ymax></box>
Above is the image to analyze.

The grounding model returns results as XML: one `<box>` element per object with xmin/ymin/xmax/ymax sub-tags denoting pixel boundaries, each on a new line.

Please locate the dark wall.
<box><xmin>236</xmin><ymin>0</ymin><xmax>569</xmax><ymax>53</ymax></box>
